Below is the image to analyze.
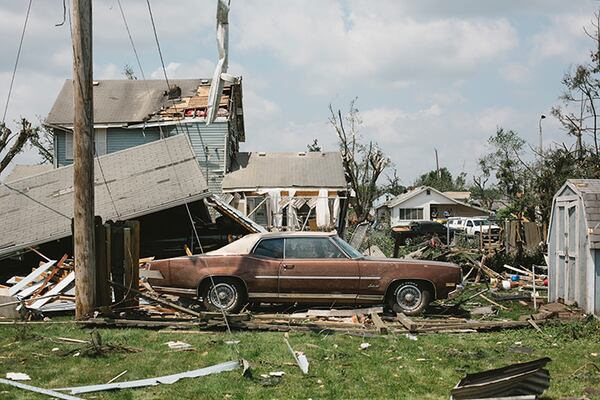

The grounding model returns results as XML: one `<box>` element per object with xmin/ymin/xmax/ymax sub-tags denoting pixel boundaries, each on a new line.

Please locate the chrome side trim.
<box><xmin>278</xmin><ymin>293</ymin><xmax>357</xmax><ymax>299</ymax></box>
<box><xmin>361</xmin><ymin>277</ymin><xmax>381</xmax><ymax>280</ymax></box>
<box><xmin>356</xmin><ymin>294</ymin><xmax>384</xmax><ymax>301</ymax></box>
<box><xmin>152</xmin><ymin>286</ymin><xmax>196</xmax><ymax>295</ymax></box>
<box><xmin>255</xmin><ymin>276</ymin><xmax>365</xmax><ymax>280</ymax></box>
<box><xmin>248</xmin><ymin>292</ymin><xmax>279</xmax><ymax>299</ymax></box>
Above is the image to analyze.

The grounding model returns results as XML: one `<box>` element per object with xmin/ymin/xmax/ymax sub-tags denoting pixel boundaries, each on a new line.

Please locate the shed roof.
<box><xmin>558</xmin><ymin>179</ymin><xmax>600</xmax><ymax>249</ymax></box>
<box><xmin>0</xmin><ymin>134</ymin><xmax>208</xmax><ymax>257</ymax></box>
<box><xmin>222</xmin><ymin>152</ymin><xmax>347</xmax><ymax>190</ymax></box>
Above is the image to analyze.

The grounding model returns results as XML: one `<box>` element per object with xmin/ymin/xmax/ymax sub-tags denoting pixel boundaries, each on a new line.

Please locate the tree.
<box><xmin>307</xmin><ymin>139</ymin><xmax>321</xmax><ymax>152</ymax></box>
<box><xmin>123</xmin><ymin>64</ymin><xmax>137</xmax><ymax>80</ymax></box>
<box><xmin>28</xmin><ymin>123</ymin><xmax>54</xmax><ymax>164</ymax></box>
<box><xmin>329</xmin><ymin>99</ymin><xmax>389</xmax><ymax>223</ymax></box>
<box><xmin>414</xmin><ymin>167</ymin><xmax>466</xmax><ymax>192</ymax></box>
<box><xmin>381</xmin><ymin>167</ymin><xmax>405</xmax><ymax>196</ymax></box>
<box><xmin>0</xmin><ymin>119</ymin><xmax>39</xmax><ymax>175</ymax></box>
<box><xmin>475</xmin><ymin>127</ymin><xmax>538</xmax><ymax>221</ymax></box>
<box><xmin>552</xmin><ymin>11</ymin><xmax>600</xmax><ymax>157</ymax></box>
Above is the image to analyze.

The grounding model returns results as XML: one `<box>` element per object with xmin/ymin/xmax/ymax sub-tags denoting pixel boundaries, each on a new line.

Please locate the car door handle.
<box><xmin>283</xmin><ymin>264</ymin><xmax>295</xmax><ymax>270</ymax></box>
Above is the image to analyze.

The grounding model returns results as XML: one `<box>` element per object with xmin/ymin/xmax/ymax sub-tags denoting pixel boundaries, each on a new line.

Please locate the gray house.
<box><xmin>45</xmin><ymin>79</ymin><xmax>245</xmax><ymax>193</ymax></box>
<box><xmin>548</xmin><ymin>179</ymin><xmax>600</xmax><ymax>317</ymax></box>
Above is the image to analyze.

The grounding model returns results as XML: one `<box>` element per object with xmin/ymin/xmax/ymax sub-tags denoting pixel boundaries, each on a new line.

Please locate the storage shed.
<box><xmin>548</xmin><ymin>179</ymin><xmax>600</xmax><ymax>316</ymax></box>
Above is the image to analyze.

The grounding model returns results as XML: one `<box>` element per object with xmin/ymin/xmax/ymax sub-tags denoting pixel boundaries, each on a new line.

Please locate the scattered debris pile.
<box><xmin>0</xmin><ymin>255</ymin><xmax>75</xmax><ymax>318</ymax></box>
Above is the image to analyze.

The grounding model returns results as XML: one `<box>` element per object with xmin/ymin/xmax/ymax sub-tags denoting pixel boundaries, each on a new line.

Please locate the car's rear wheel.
<box><xmin>389</xmin><ymin>281</ymin><xmax>431</xmax><ymax>316</ymax></box>
<box><xmin>200</xmin><ymin>279</ymin><xmax>246</xmax><ymax>313</ymax></box>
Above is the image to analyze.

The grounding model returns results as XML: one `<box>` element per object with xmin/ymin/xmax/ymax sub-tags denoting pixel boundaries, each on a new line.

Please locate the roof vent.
<box><xmin>258</xmin><ymin>152</ymin><xmax>266</xmax><ymax>157</ymax></box>
<box><xmin>92</xmin><ymin>81</ymin><xmax>99</xmax><ymax>86</ymax></box>
<box><xmin>298</xmin><ymin>152</ymin><xmax>306</xmax><ymax>156</ymax></box>
<box><xmin>201</xmin><ymin>79</ymin><xmax>209</xmax><ymax>84</ymax></box>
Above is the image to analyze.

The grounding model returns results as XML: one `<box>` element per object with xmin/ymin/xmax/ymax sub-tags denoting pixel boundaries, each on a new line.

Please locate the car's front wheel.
<box><xmin>200</xmin><ymin>279</ymin><xmax>246</xmax><ymax>313</ymax></box>
<box><xmin>389</xmin><ymin>281</ymin><xmax>431</xmax><ymax>316</ymax></box>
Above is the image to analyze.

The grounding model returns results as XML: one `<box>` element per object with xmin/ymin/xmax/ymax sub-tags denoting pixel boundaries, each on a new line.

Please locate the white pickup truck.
<box><xmin>447</xmin><ymin>217</ymin><xmax>501</xmax><ymax>241</ymax></box>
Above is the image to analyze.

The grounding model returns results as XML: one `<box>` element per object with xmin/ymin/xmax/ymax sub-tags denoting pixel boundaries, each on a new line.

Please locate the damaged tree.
<box><xmin>329</xmin><ymin>99</ymin><xmax>389</xmax><ymax>222</ymax></box>
<box><xmin>0</xmin><ymin>118</ymin><xmax>38</xmax><ymax>175</ymax></box>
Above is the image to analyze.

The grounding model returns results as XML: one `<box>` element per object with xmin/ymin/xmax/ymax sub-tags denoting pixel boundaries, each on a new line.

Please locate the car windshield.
<box><xmin>473</xmin><ymin>220</ymin><xmax>490</xmax><ymax>226</ymax></box>
<box><xmin>331</xmin><ymin>235</ymin><xmax>363</xmax><ymax>259</ymax></box>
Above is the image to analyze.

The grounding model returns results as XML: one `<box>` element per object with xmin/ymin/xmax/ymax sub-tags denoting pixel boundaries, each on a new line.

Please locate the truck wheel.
<box><xmin>200</xmin><ymin>279</ymin><xmax>246</xmax><ymax>313</ymax></box>
<box><xmin>389</xmin><ymin>281</ymin><xmax>431</xmax><ymax>316</ymax></box>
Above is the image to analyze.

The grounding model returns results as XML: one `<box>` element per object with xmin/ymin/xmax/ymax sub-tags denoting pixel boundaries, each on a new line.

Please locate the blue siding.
<box><xmin>53</xmin><ymin>122</ymin><xmax>230</xmax><ymax>194</ymax></box>
<box><xmin>107</xmin><ymin>128</ymin><xmax>161</xmax><ymax>153</ymax></box>
<box><xmin>167</xmin><ymin>122</ymin><xmax>228</xmax><ymax>194</ymax></box>
<box><xmin>55</xmin><ymin>131</ymin><xmax>69</xmax><ymax>167</ymax></box>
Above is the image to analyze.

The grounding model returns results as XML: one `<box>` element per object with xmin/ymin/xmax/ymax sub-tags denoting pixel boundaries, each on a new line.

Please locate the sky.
<box><xmin>0</xmin><ymin>0</ymin><xmax>599</xmax><ymax>186</ymax></box>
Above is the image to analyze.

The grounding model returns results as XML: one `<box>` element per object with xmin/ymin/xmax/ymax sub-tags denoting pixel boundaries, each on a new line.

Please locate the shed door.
<box><xmin>555</xmin><ymin>200</ymin><xmax>578</xmax><ymax>304</ymax></box>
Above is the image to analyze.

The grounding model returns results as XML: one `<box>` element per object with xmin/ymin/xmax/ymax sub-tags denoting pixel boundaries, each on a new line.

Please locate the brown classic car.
<box><xmin>146</xmin><ymin>232</ymin><xmax>463</xmax><ymax>315</ymax></box>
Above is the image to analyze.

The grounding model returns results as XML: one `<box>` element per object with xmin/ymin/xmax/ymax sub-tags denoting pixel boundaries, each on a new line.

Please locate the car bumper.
<box><xmin>447</xmin><ymin>283</ymin><xmax>464</xmax><ymax>300</ymax></box>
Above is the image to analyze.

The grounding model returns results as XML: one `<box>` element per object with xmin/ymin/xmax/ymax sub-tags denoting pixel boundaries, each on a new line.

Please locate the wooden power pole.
<box><xmin>72</xmin><ymin>0</ymin><xmax>95</xmax><ymax>319</ymax></box>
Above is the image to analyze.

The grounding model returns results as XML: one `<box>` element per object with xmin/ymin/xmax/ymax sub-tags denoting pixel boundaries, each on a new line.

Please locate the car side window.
<box><xmin>285</xmin><ymin>238</ymin><xmax>346</xmax><ymax>259</ymax></box>
<box><xmin>466</xmin><ymin>221</ymin><xmax>473</xmax><ymax>227</ymax></box>
<box><xmin>253</xmin><ymin>238</ymin><xmax>284</xmax><ymax>259</ymax></box>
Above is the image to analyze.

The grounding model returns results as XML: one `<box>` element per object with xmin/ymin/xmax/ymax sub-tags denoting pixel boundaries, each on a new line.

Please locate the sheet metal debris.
<box><xmin>58</xmin><ymin>360</ymin><xmax>241</xmax><ymax>394</ymax></box>
<box><xmin>284</xmin><ymin>337</ymin><xmax>309</xmax><ymax>374</ymax></box>
<box><xmin>451</xmin><ymin>357</ymin><xmax>551</xmax><ymax>399</ymax></box>
<box><xmin>0</xmin><ymin>378</ymin><xmax>83</xmax><ymax>400</ymax></box>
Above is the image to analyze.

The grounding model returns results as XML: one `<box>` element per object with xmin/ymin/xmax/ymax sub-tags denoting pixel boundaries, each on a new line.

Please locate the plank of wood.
<box><xmin>370</xmin><ymin>312</ymin><xmax>388</xmax><ymax>334</ymax></box>
<box><xmin>396</xmin><ymin>313</ymin><xmax>417</xmax><ymax>332</ymax></box>
<box><xmin>306</xmin><ymin>307</ymin><xmax>383</xmax><ymax>317</ymax></box>
<box><xmin>8</xmin><ymin>260</ymin><xmax>56</xmax><ymax>296</ymax></box>
<box><xmin>479</xmin><ymin>294</ymin><xmax>509</xmax><ymax>310</ymax></box>
<box><xmin>109</xmin><ymin>281</ymin><xmax>204</xmax><ymax>318</ymax></box>
<box><xmin>29</xmin><ymin>271</ymin><xmax>75</xmax><ymax>310</ymax></box>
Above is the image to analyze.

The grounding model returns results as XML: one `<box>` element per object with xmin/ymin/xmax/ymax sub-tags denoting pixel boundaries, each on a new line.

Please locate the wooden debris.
<box><xmin>370</xmin><ymin>312</ymin><xmax>388</xmax><ymax>334</ymax></box>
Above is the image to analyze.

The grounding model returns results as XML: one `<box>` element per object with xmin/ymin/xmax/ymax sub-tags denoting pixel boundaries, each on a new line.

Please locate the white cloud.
<box><xmin>500</xmin><ymin>63</ymin><xmax>530</xmax><ymax>83</ymax></box>
<box><xmin>234</xmin><ymin>1</ymin><xmax>518</xmax><ymax>89</ymax></box>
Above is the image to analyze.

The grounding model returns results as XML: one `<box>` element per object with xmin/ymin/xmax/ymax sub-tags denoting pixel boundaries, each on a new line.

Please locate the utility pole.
<box><xmin>434</xmin><ymin>148</ymin><xmax>440</xmax><ymax>179</ymax></box>
<box><xmin>72</xmin><ymin>0</ymin><xmax>95</xmax><ymax>319</ymax></box>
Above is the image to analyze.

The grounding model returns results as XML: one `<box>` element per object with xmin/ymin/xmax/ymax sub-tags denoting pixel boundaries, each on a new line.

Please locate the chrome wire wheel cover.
<box><xmin>396</xmin><ymin>284</ymin><xmax>422</xmax><ymax>312</ymax></box>
<box><xmin>209</xmin><ymin>282</ymin><xmax>237</xmax><ymax>310</ymax></box>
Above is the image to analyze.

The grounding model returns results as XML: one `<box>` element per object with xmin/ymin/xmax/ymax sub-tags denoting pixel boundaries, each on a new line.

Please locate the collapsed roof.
<box><xmin>46</xmin><ymin>79</ymin><xmax>245</xmax><ymax>140</ymax></box>
<box><xmin>222</xmin><ymin>152</ymin><xmax>348</xmax><ymax>191</ymax></box>
<box><xmin>0</xmin><ymin>134</ymin><xmax>209</xmax><ymax>257</ymax></box>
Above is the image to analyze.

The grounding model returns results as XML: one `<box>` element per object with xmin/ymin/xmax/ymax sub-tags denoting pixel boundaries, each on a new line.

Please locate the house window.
<box><xmin>64</xmin><ymin>129</ymin><xmax>108</xmax><ymax>160</ymax></box>
<box><xmin>397</xmin><ymin>208</ymin><xmax>424</xmax><ymax>220</ymax></box>
<box><xmin>246</xmin><ymin>196</ymin><xmax>268</xmax><ymax>226</ymax></box>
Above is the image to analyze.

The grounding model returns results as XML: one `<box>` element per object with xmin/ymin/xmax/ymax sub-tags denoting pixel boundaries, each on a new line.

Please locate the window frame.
<box><xmin>251</xmin><ymin>237</ymin><xmax>284</xmax><ymax>259</ymax></box>
<box><xmin>251</xmin><ymin>236</ymin><xmax>352</xmax><ymax>260</ymax></box>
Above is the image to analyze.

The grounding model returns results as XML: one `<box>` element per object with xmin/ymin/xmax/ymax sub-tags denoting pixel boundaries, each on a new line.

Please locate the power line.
<box><xmin>2</xmin><ymin>0</ymin><xmax>33</xmax><ymax>124</ymax></box>
<box><xmin>1</xmin><ymin>181</ymin><xmax>71</xmax><ymax>220</ymax></box>
<box><xmin>116</xmin><ymin>0</ymin><xmax>146</xmax><ymax>80</ymax></box>
<box><xmin>146</xmin><ymin>0</ymin><xmax>170</xmax><ymax>88</ymax></box>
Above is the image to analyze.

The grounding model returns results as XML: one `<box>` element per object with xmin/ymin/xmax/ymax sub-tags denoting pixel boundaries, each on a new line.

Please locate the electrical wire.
<box><xmin>116</xmin><ymin>0</ymin><xmax>146</xmax><ymax>80</ymax></box>
<box><xmin>145</xmin><ymin>0</ymin><xmax>237</xmax><ymax>342</ymax></box>
<box><xmin>2</xmin><ymin>0</ymin><xmax>33</xmax><ymax>123</ymax></box>
<box><xmin>1</xmin><ymin>181</ymin><xmax>71</xmax><ymax>220</ymax></box>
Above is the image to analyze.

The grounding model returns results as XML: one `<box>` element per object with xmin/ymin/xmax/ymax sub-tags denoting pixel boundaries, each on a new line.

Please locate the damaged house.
<box><xmin>45</xmin><ymin>78</ymin><xmax>244</xmax><ymax>193</ymax></box>
<box><xmin>0</xmin><ymin>135</ymin><xmax>263</xmax><ymax>280</ymax></box>
<box><xmin>222</xmin><ymin>151</ymin><xmax>349</xmax><ymax>234</ymax></box>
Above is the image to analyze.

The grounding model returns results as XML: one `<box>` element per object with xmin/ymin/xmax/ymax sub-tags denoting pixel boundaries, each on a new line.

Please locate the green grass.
<box><xmin>1</xmin><ymin>319</ymin><xmax>600</xmax><ymax>399</ymax></box>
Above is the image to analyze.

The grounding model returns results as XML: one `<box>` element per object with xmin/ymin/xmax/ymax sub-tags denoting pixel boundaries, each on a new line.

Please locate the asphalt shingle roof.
<box><xmin>222</xmin><ymin>152</ymin><xmax>347</xmax><ymax>190</ymax></box>
<box><xmin>0</xmin><ymin>134</ymin><xmax>208</xmax><ymax>257</ymax></box>
<box><xmin>46</xmin><ymin>79</ymin><xmax>209</xmax><ymax>125</ymax></box>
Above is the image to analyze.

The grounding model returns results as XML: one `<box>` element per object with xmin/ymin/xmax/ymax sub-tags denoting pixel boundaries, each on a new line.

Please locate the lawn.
<box><xmin>0</xmin><ymin>316</ymin><xmax>599</xmax><ymax>399</ymax></box>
